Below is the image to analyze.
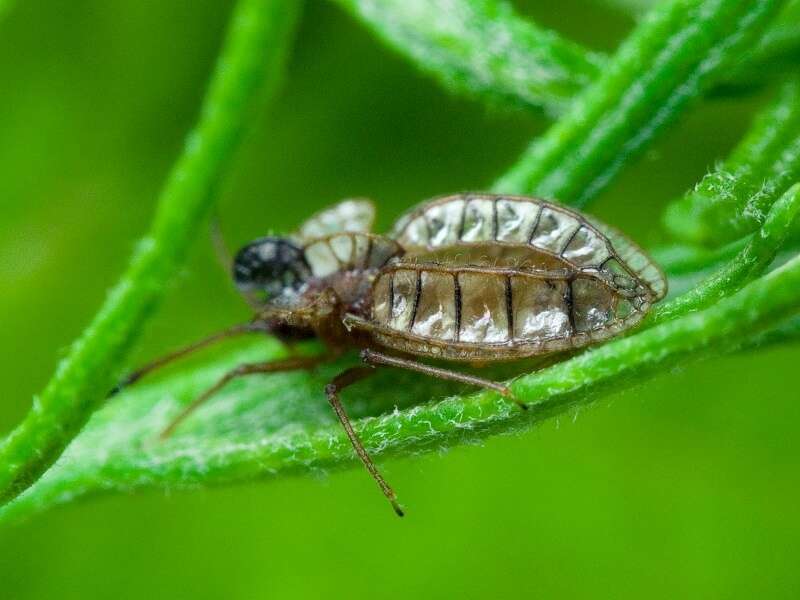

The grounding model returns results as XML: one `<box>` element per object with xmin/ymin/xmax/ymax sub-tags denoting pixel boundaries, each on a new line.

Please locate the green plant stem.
<box><xmin>650</xmin><ymin>184</ymin><xmax>800</xmax><ymax>325</ymax></box>
<box><xmin>664</xmin><ymin>76</ymin><xmax>800</xmax><ymax>247</ymax></box>
<box><xmin>0</xmin><ymin>0</ymin><xmax>302</xmax><ymax>506</ymax></box>
<box><xmin>599</xmin><ymin>0</ymin><xmax>800</xmax><ymax>76</ymax></box>
<box><xmin>0</xmin><ymin>0</ymin><xmax>13</xmax><ymax>19</ymax></box>
<box><xmin>727</xmin><ymin>14</ymin><xmax>800</xmax><ymax>86</ymax></box>
<box><xmin>652</xmin><ymin>239</ymin><xmax>747</xmax><ymax>277</ymax></box>
<box><xmin>755</xmin><ymin>3</ymin><xmax>800</xmax><ymax>68</ymax></box>
<box><xmin>334</xmin><ymin>0</ymin><xmax>799</xmax><ymax>116</ymax></box>
<box><xmin>746</xmin><ymin>314</ymin><xmax>800</xmax><ymax>350</ymax></box>
<box><xmin>493</xmin><ymin>0</ymin><xmax>786</xmax><ymax>206</ymax></box>
<box><xmin>4</xmin><ymin>236</ymin><xmax>800</xmax><ymax>523</ymax></box>
<box><xmin>331</xmin><ymin>0</ymin><xmax>604</xmax><ymax>116</ymax></box>
<box><xmin>2</xmin><ymin>0</ymin><xmax>797</xmax><ymax>525</ymax></box>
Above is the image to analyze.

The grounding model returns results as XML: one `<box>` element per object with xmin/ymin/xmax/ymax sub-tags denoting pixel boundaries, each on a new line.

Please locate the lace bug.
<box><xmin>114</xmin><ymin>194</ymin><xmax>666</xmax><ymax>516</ymax></box>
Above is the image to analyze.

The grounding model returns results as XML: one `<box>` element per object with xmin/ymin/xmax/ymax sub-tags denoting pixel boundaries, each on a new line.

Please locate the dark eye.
<box><xmin>232</xmin><ymin>237</ymin><xmax>311</xmax><ymax>298</ymax></box>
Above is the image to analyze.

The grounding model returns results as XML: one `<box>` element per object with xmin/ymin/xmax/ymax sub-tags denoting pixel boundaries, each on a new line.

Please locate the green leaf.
<box><xmin>331</xmin><ymin>0</ymin><xmax>605</xmax><ymax>116</ymax></box>
<box><xmin>0</xmin><ymin>0</ymin><xmax>13</xmax><ymax>19</ymax></box>
<box><xmin>493</xmin><ymin>0</ymin><xmax>787</xmax><ymax>206</ymax></box>
<box><xmin>4</xmin><ymin>0</ymin><xmax>798</xmax><ymax>525</ymax></box>
<box><xmin>0</xmin><ymin>0</ymin><xmax>302</xmax><ymax>506</ymax></box>
<box><xmin>597</xmin><ymin>0</ymin><xmax>800</xmax><ymax>76</ymax></box>
<box><xmin>4</xmin><ymin>229</ymin><xmax>800</xmax><ymax>523</ymax></box>
<box><xmin>748</xmin><ymin>313</ymin><xmax>800</xmax><ymax>349</ymax></box>
<box><xmin>334</xmin><ymin>0</ymin><xmax>799</xmax><ymax>117</ymax></box>
<box><xmin>651</xmin><ymin>238</ymin><xmax>747</xmax><ymax>277</ymax></box>
<box><xmin>651</xmin><ymin>184</ymin><xmax>800</xmax><ymax>325</ymax></box>
<box><xmin>664</xmin><ymin>76</ymin><xmax>800</xmax><ymax>246</ymax></box>
<box><xmin>724</xmin><ymin>1</ymin><xmax>800</xmax><ymax>86</ymax></box>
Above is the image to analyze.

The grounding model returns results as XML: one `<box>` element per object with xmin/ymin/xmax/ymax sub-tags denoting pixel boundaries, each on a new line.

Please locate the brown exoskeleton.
<box><xmin>114</xmin><ymin>194</ymin><xmax>666</xmax><ymax>516</ymax></box>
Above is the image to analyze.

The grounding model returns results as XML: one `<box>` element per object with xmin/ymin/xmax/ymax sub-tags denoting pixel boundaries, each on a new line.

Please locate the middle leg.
<box><xmin>325</xmin><ymin>366</ymin><xmax>404</xmax><ymax>517</ymax></box>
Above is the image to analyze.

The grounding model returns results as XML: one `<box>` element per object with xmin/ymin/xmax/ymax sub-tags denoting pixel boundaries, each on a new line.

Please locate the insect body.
<box><xmin>116</xmin><ymin>194</ymin><xmax>666</xmax><ymax>516</ymax></box>
<box><xmin>348</xmin><ymin>194</ymin><xmax>666</xmax><ymax>361</ymax></box>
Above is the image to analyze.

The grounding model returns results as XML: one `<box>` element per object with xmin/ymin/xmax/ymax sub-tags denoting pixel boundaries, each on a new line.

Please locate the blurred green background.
<box><xmin>1</xmin><ymin>1</ymin><xmax>798</xmax><ymax>598</ymax></box>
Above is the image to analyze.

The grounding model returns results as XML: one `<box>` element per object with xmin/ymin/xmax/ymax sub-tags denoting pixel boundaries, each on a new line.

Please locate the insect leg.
<box><xmin>360</xmin><ymin>349</ymin><xmax>526</xmax><ymax>410</ymax></box>
<box><xmin>109</xmin><ymin>321</ymin><xmax>270</xmax><ymax>397</ymax></box>
<box><xmin>160</xmin><ymin>354</ymin><xmax>329</xmax><ymax>440</ymax></box>
<box><xmin>325</xmin><ymin>367</ymin><xmax>404</xmax><ymax>517</ymax></box>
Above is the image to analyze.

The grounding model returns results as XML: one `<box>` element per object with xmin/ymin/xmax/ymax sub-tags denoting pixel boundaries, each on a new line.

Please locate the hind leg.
<box><xmin>360</xmin><ymin>349</ymin><xmax>525</xmax><ymax>409</ymax></box>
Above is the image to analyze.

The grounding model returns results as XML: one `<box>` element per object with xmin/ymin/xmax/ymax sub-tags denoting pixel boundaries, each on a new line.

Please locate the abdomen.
<box><xmin>346</xmin><ymin>261</ymin><xmax>649</xmax><ymax>362</ymax></box>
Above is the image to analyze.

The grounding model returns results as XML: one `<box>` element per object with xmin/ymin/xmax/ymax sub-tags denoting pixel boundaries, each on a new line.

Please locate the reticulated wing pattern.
<box><xmin>391</xmin><ymin>193</ymin><xmax>666</xmax><ymax>302</ymax></box>
<box><xmin>350</xmin><ymin>260</ymin><xmax>651</xmax><ymax>362</ymax></box>
<box><xmin>584</xmin><ymin>217</ymin><xmax>667</xmax><ymax>301</ymax></box>
<box><xmin>296</xmin><ymin>198</ymin><xmax>376</xmax><ymax>241</ymax></box>
<box><xmin>303</xmin><ymin>233</ymin><xmax>403</xmax><ymax>279</ymax></box>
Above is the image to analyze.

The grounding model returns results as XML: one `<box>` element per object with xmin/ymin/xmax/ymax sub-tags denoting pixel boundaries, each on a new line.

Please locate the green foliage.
<box><xmin>2</xmin><ymin>0</ymin><xmax>800</xmax><ymax>523</ymax></box>
<box><xmin>4</xmin><ymin>201</ymin><xmax>800</xmax><ymax>522</ymax></box>
<box><xmin>651</xmin><ymin>185</ymin><xmax>800</xmax><ymax>325</ymax></box>
<box><xmin>664</xmin><ymin>76</ymin><xmax>800</xmax><ymax>246</ymax></box>
<box><xmin>727</xmin><ymin>1</ymin><xmax>800</xmax><ymax>84</ymax></box>
<box><xmin>494</xmin><ymin>0</ymin><xmax>786</xmax><ymax>206</ymax></box>
<box><xmin>334</xmin><ymin>0</ymin><xmax>800</xmax><ymax>117</ymax></box>
<box><xmin>332</xmin><ymin>0</ymin><xmax>604</xmax><ymax>116</ymax></box>
<box><xmin>0</xmin><ymin>0</ymin><xmax>302</xmax><ymax>505</ymax></box>
<box><xmin>598</xmin><ymin>0</ymin><xmax>800</xmax><ymax>72</ymax></box>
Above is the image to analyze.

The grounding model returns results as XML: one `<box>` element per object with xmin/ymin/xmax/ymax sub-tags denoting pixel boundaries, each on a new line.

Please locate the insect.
<box><xmin>114</xmin><ymin>193</ymin><xmax>667</xmax><ymax>516</ymax></box>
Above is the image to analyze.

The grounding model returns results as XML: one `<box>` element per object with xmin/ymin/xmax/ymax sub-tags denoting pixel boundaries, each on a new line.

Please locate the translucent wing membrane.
<box><xmin>243</xmin><ymin>194</ymin><xmax>663</xmax><ymax>362</ymax></box>
<box><xmin>391</xmin><ymin>193</ymin><xmax>666</xmax><ymax>301</ymax></box>
<box><xmin>585</xmin><ymin>217</ymin><xmax>667</xmax><ymax>301</ymax></box>
<box><xmin>256</xmin><ymin>232</ymin><xmax>403</xmax><ymax>318</ymax></box>
<box><xmin>297</xmin><ymin>198</ymin><xmax>376</xmax><ymax>241</ymax></box>
<box><xmin>345</xmin><ymin>261</ymin><xmax>651</xmax><ymax>362</ymax></box>
<box><xmin>342</xmin><ymin>193</ymin><xmax>668</xmax><ymax>360</ymax></box>
<box><xmin>302</xmin><ymin>232</ymin><xmax>403</xmax><ymax>278</ymax></box>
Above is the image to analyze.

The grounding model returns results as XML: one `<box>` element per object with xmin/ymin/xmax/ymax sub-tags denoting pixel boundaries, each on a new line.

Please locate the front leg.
<box><xmin>160</xmin><ymin>354</ymin><xmax>330</xmax><ymax>439</ymax></box>
<box><xmin>110</xmin><ymin>320</ymin><xmax>271</xmax><ymax>397</ymax></box>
